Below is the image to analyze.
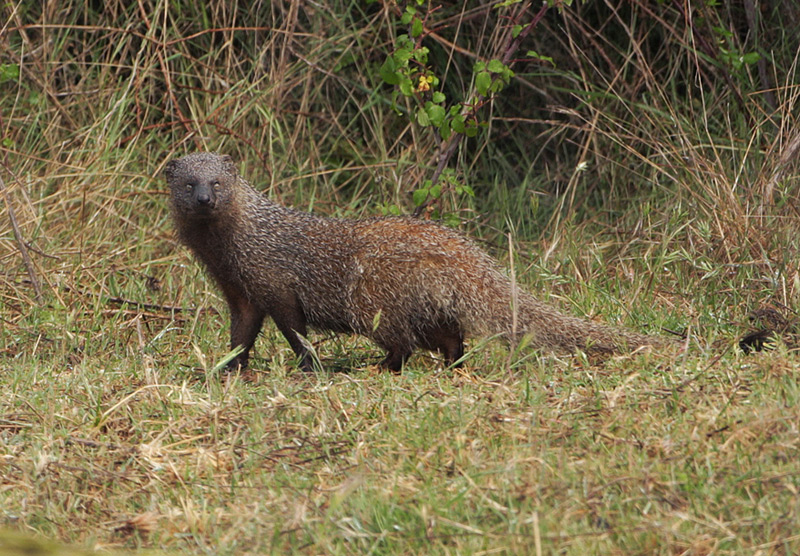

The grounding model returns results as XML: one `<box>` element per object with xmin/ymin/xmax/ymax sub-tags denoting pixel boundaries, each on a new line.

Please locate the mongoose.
<box><xmin>166</xmin><ymin>152</ymin><xmax>663</xmax><ymax>372</ymax></box>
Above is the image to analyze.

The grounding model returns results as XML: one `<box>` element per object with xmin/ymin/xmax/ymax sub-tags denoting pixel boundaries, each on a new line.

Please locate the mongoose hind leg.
<box><xmin>379</xmin><ymin>348</ymin><xmax>413</xmax><ymax>373</ymax></box>
<box><xmin>377</xmin><ymin>320</ymin><xmax>465</xmax><ymax>372</ymax></box>
<box><xmin>419</xmin><ymin>320</ymin><xmax>465</xmax><ymax>368</ymax></box>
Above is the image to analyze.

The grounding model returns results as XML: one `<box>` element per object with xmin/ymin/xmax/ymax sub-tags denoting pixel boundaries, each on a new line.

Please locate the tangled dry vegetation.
<box><xmin>2</xmin><ymin>0</ymin><xmax>800</xmax><ymax>554</ymax></box>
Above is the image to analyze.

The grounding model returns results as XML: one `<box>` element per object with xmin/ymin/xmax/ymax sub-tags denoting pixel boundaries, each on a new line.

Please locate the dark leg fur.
<box><xmin>270</xmin><ymin>294</ymin><xmax>316</xmax><ymax>372</ymax></box>
<box><xmin>380</xmin><ymin>349</ymin><xmax>412</xmax><ymax>373</ymax></box>
<box><xmin>223</xmin><ymin>289</ymin><xmax>313</xmax><ymax>372</ymax></box>
<box><xmin>419</xmin><ymin>320</ymin><xmax>465</xmax><ymax>368</ymax></box>
<box><xmin>226</xmin><ymin>295</ymin><xmax>267</xmax><ymax>370</ymax></box>
<box><xmin>440</xmin><ymin>337</ymin><xmax>465</xmax><ymax>367</ymax></box>
<box><xmin>378</xmin><ymin>320</ymin><xmax>465</xmax><ymax>372</ymax></box>
<box><xmin>222</xmin><ymin>285</ymin><xmax>316</xmax><ymax>372</ymax></box>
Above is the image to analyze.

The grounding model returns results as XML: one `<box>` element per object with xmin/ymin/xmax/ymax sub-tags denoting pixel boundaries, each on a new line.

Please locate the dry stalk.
<box><xmin>0</xmin><ymin>172</ymin><xmax>42</xmax><ymax>302</ymax></box>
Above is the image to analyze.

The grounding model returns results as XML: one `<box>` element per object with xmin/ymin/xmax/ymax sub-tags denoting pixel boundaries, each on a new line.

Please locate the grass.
<box><xmin>5</xmin><ymin>328</ymin><xmax>800</xmax><ymax>554</ymax></box>
<box><xmin>3</xmin><ymin>0</ymin><xmax>800</xmax><ymax>554</ymax></box>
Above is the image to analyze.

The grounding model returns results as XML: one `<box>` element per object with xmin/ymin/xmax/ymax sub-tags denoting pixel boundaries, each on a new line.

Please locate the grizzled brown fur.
<box><xmin>166</xmin><ymin>152</ymin><xmax>663</xmax><ymax>372</ymax></box>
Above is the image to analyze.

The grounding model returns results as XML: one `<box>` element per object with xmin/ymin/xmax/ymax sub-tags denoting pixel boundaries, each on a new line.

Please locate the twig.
<box><xmin>0</xmin><ymin>172</ymin><xmax>42</xmax><ymax>302</ymax></box>
<box><xmin>63</xmin><ymin>285</ymin><xmax>212</xmax><ymax>315</ymax></box>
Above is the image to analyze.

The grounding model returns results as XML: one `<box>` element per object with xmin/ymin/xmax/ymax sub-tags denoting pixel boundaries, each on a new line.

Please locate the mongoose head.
<box><xmin>165</xmin><ymin>152</ymin><xmax>239</xmax><ymax>220</ymax></box>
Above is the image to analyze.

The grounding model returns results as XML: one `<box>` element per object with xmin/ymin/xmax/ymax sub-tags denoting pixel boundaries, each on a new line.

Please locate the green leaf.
<box><xmin>451</xmin><ymin>115</ymin><xmax>466</xmax><ymax>134</ymax></box>
<box><xmin>379</xmin><ymin>57</ymin><xmax>399</xmax><ymax>85</ymax></box>
<box><xmin>426</xmin><ymin>103</ymin><xmax>446</xmax><ymax>126</ymax></box>
<box><xmin>491</xmin><ymin>76</ymin><xmax>510</xmax><ymax>93</ymax></box>
<box><xmin>526</xmin><ymin>50</ymin><xmax>554</xmax><ymax>66</ymax></box>
<box><xmin>432</xmin><ymin>91</ymin><xmax>446</xmax><ymax>103</ymax></box>
<box><xmin>0</xmin><ymin>64</ymin><xmax>20</xmax><ymax>83</ymax></box>
<box><xmin>416</xmin><ymin>108</ymin><xmax>431</xmax><ymax>126</ymax></box>
<box><xmin>395</xmin><ymin>46</ymin><xmax>413</xmax><ymax>64</ymax></box>
<box><xmin>440</xmin><ymin>119</ymin><xmax>451</xmax><ymax>141</ymax></box>
<box><xmin>458</xmin><ymin>184</ymin><xmax>475</xmax><ymax>197</ymax></box>
<box><xmin>334</xmin><ymin>52</ymin><xmax>355</xmax><ymax>72</ymax></box>
<box><xmin>412</xmin><ymin>46</ymin><xmax>429</xmax><ymax>63</ymax></box>
<box><xmin>413</xmin><ymin>188</ymin><xmax>429</xmax><ymax>206</ymax></box>
<box><xmin>399</xmin><ymin>77</ymin><xmax>413</xmax><ymax>96</ymax></box>
<box><xmin>396</xmin><ymin>34</ymin><xmax>413</xmax><ymax>49</ymax></box>
<box><xmin>444</xmin><ymin>213</ymin><xmax>461</xmax><ymax>227</ymax></box>
<box><xmin>742</xmin><ymin>51</ymin><xmax>761</xmax><ymax>65</ymax></box>
<box><xmin>712</xmin><ymin>25</ymin><xmax>733</xmax><ymax>39</ymax></box>
<box><xmin>430</xmin><ymin>184</ymin><xmax>442</xmax><ymax>199</ymax></box>
<box><xmin>475</xmin><ymin>71</ymin><xmax>492</xmax><ymax>96</ymax></box>
<box><xmin>411</xmin><ymin>17</ymin><xmax>423</xmax><ymax>38</ymax></box>
<box><xmin>487</xmin><ymin>59</ymin><xmax>505</xmax><ymax>73</ymax></box>
<box><xmin>512</xmin><ymin>25</ymin><xmax>523</xmax><ymax>38</ymax></box>
<box><xmin>465</xmin><ymin>124</ymin><xmax>479</xmax><ymax>137</ymax></box>
<box><xmin>212</xmin><ymin>346</ymin><xmax>246</xmax><ymax>375</ymax></box>
<box><xmin>440</xmin><ymin>169</ymin><xmax>456</xmax><ymax>185</ymax></box>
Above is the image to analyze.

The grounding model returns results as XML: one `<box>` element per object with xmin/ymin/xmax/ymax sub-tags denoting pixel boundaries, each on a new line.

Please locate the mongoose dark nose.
<box><xmin>193</xmin><ymin>183</ymin><xmax>214</xmax><ymax>206</ymax></box>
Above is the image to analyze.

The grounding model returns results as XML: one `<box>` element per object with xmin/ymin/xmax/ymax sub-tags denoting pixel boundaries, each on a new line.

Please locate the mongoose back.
<box><xmin>166</xmin><ymin>152</ymin><xmax>663</xmax><ymax>372</ymax></box>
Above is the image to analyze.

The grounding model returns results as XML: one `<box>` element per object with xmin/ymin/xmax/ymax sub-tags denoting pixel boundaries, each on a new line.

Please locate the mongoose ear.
<box><xmin>164</xmin><ymin>159</ymin><xmax>179</xmax><ymax>181</ymax></box>
<box><xmin>220</xmin><ymin>154</ymin><xmax>238</xmax><ymax>177</ymax></box>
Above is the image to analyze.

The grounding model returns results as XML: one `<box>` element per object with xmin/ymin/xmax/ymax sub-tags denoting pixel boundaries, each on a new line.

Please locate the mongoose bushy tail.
<box><xmin>166</xmin><ymin>152</ymin><xmax>664</xmax><ymax>372</ymax></box>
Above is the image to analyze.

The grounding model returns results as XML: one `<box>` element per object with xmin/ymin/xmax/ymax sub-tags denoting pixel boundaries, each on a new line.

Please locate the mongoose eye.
<box><xmin>213</xmin><ymin>181</ymin><xmax>220</xmax><ymax>189</ymax></box>
<box><xmin>186</xmin><ymin>183</ymin><xmax>194</xmax><ymax>192</ymax></box>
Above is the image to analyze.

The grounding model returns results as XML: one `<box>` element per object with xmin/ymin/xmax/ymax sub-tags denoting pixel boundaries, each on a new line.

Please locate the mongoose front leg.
<box><xmin>270</xmin><ymin>296</ymin><xmax>315</xmax><ymax>372</ymax></box>
<box><xmin>228</xmin><ymin>297</ymin><xmax>267</xmax><ymax>370</ymax></box>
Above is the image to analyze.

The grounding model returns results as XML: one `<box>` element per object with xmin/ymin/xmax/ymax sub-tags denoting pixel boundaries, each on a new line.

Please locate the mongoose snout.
<box><xmin>191</xmin><ymin>182</ymin><xmax>215</xmax><ymax>208</ymax></box>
